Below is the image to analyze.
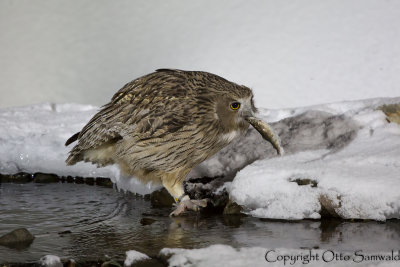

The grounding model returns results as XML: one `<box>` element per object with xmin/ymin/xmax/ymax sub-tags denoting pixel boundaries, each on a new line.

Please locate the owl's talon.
<box><xmin>169</xmin><ymin>196</ymin><xmax>208</xmax><ymax>216</ymax></box>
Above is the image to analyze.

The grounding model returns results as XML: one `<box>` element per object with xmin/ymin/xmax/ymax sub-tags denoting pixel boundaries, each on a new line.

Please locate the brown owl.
<box><xmin>65</xmin><ymin>69</ymin><xmax>283</xmax><ymax>215</ymax></box>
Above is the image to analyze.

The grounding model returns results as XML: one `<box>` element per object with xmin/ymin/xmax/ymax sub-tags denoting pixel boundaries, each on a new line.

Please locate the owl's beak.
<box><xmin>244</xmin><ymin>115</ymin><xmax>284</xmax><ymax>156</ymax></box>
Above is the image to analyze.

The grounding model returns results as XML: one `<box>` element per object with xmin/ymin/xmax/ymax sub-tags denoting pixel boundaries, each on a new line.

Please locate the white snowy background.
<box><xmin>0</xmin><ymin>0</ymin><xmax>399</xmax><ymax>109</ymax></box>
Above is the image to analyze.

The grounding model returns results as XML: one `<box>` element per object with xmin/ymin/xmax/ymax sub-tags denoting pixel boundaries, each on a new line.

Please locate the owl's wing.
<box><xmin>65</xmin><ymin>70</ymin><xmax>195</xmax><ymax>165</ymax></box>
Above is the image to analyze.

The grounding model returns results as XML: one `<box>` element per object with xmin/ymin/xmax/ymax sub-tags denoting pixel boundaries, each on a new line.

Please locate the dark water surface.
<box><xmin>1</xmin><ymin>182</ymin><xmax>399</xmax><ymax>264</ymax></box>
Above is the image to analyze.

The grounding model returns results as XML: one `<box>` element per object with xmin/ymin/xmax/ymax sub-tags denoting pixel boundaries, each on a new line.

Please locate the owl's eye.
<box><xmin>230</xmin><ymin>102</ymin><xmax>240</xmax><ymax>110</ymax></box>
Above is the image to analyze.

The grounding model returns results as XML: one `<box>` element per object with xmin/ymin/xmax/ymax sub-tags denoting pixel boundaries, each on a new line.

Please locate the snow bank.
<box><xmin>124</xmin><ymin>250</ymin><xmax>150</xmax><ymax>266</ymax></box>
<box><xmin>228</xmin><ymin>98</ymin><xmax>400</xmax><ymax>221</ymax></box>
<box><xmin>0</xmin><ymin>103</ymin><xmax>159</xmax><ymax>194</ymax></box>
<box><xmin>160</xmin><ymin>245</ymin><xmax>399</xmax><ymax>267</ymax></box>
<box><xmin>0</xmin><ymin>103</ymin><xmax>112</xmax><ymax>177</ymax></box>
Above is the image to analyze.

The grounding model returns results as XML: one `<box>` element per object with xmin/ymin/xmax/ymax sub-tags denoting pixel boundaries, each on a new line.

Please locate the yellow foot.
<box><xmin>169</xmin><ymin>195</ymin><xmax>208</xmax><ymax>216</ymax></box>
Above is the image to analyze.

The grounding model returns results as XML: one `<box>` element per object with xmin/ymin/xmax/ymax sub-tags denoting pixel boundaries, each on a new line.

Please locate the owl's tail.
<box><xmin>65</xmin><ymin>132</ymin><xmax>83</xmax><ymax>165</ymax></box>
<box><xmin>65</xmin><ymin>132</ymin><xmax>80</xmax><ymax>146</ymax></box>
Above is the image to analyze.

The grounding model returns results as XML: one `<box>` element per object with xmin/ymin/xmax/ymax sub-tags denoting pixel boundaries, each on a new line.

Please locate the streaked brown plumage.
<box><xmin>65</xmin><ymin>69</ymin><xmax>283</xmax><ymax>215</ymax></box>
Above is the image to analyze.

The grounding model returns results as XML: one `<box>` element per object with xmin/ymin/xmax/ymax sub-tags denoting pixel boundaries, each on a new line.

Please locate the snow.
<box><xmin>228</xmin><ymin>98</ymin><xmax>400</xmax><ymax>221</ymax></box>
<box><xmin>1</xmin><ymin>1</ymin><xmax>400</xmax><ymax>109</ymax></box>
<box><xmin>0</xmin><ymin>103</ymin><xmax>109</xmax><ymax>177</ymax></box>
<box><xmin>0</xmin><ymin>97</ymin><xmax>399</xmax><ymax>220</ymax></box>
<box><xmin>160</xmin><ymin>245</ymin><xmax>400</xmax><ymax>267</ymax></box>
<box><xmin>0</xmin><ymin>103</ymin><xmax>160</xmax><ymax>195</ymax></box>
<box><xmin>124</xmin><ymin>250</ymin><xmax>150</xmax><ymax>266</ymax></box>
<box><xmin>39</xmin><ymin>255</ymin><xmax>62</xmax><ymax>267</ymax></box>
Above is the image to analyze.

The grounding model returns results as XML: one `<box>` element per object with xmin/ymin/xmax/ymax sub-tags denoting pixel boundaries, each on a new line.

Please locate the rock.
<box><xmin>140</xmin><ymin>218</ymin><xmax>156</xmax><ymax>226</ymax></box>
<box><xmin>0</xmin><ymin>172</ymin><xmax>32</xmax><ymax>183</ymax></box>
<box><xmin>85</xmin><ymin>177</ymin><xmax>95</xmax><ymax>185</ymax></box>
<box><xmin>0</xmin><ymin>228</ymin><xmax>35</xmax><ymax>248</ymax></box>
<box><xmin>126</xmin><ymin>258</ymin><xmax>164</xmax><ymax>267</ymax></box>
<box><xmin>319</xmin><ymin>194</ymin><xmax>341</xmax><ymax>218</ymax></box>
<box><xmin>189</xmin><ymin>110</ymin><xmax>358</xmax><ymax>181</ymax></box>
<box><xmin>33</xmin><ymin>172</ymin><xmax>60</xmax><ymax>183</ymax></box>
<box><xmin>150</xmin><ymin>188</ymin><xmax>174</xmax><ymax>207</ymax></box>
<box><xmin>96</xmin><ymin>177</ymin><xmax>114</xmax><ymax>187</ymax></box>
<box><xmin>101</xmin><ymin>260</ymin><xmax>122</xmax><ymax>267</ymax></box>
<box><xmin>289</xmin><ymin>178</ymin><xmax>318</xmax><ymax>187</ymax></box>
<box><xmin>74</xmin><ymin>176</ymin><xmax>84</xmax><ymax>184</ymax></box>
<box><xmin>64</xmin><ymin>259</ymin><xmax>76</xmax><ymax>267</ymax></box>
<box><xmin>61</xmin><ymin>175</ymin><xmax>77</xmax><ymax>183</ymax></box>
<box><xmin>124</xmin><ymin>250</ymin><xmax>152</xmax><ymax>267</ymax></box>
<box><xmin>378</xmin><ymin>103</ymin><xmax>400</xmax><ymax>124</ymax></box>
<box><xmin>186</xmin><ymin>184</ymin><xmax>230</xmax><ymax>215</ymax></box>
<box><xmin>58</xmin><ymin>230</ymin><xmax>72</xmax><ymax>236</ymax></box>
<box><xmin>223</xmin><ymin>200</ymin><xmax>243</xmax><ymax>215</ymax></box>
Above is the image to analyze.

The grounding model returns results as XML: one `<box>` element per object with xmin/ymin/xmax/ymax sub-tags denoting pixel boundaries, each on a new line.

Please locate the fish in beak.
<box><xmin>245</xmin><ymin>116</ymin><xmax>284</xmax><ymax>156</ymax></box>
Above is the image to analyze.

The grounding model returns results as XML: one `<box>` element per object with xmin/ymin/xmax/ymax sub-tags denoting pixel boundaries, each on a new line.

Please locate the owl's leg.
<box><xmin>161</xmin><ymin>172</ymin><xmax>207</xmax><ymax>216</ymax></box>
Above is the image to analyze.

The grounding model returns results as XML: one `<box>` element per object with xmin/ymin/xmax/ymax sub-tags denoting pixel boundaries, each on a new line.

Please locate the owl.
<box><xmin>66</xmin><ymin>69</ymin><xmax>283</xmax><ymax>215</ymax></box>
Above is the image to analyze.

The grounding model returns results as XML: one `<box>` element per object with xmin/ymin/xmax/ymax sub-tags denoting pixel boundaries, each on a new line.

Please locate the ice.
<box><xmin>111</xmin><ymin>167</ymin><xmax>161</xmax><ymax>195</ymax></box>
<box><xmin>124</xmin><ymin>250</ymin><xmax>150</xmax><ymax>266</ymax></box>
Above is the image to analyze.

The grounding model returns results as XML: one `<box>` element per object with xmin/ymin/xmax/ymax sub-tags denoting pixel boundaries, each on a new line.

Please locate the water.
<box><xmin>0</xmin><ymin>182</ymin><xmax>399</xmax><ymax>264</ymax></box>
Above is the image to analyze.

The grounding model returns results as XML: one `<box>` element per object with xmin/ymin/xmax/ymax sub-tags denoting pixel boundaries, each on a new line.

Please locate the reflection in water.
<box><xmin>0</xmin><ymin>183</ymin><xmax>399</xmax><ymax>263</ymax></box>
<box><xmin>320</xmin><ymin>218</ymin><xmax>343</xmax><ymax>243</ymax></box>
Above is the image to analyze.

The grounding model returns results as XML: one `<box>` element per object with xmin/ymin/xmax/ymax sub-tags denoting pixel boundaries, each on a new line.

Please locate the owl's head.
<box><xmin>213</xmin><ymin>85</ymin><xmax>283</xmax><ymax>155</ymax></box>
<box><xmin>183</xmin><ymin>69</ymin><xmax>283</xmax><ymax>155</ymax></box>
<box><xmin>214</xmin><ymin>86</ymin><xmax>257</xmax><ymax>132</ymax></box>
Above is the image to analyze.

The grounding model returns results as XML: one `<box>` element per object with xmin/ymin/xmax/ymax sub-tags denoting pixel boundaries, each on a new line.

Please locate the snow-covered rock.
<box><xmin>124</xmin><ymin>250</ymin><xmax>150</xmax><ymax>266</ymax></box>
<box><xmin>228</xmin><ymin>98</ymin><xmax>400</xmax><ymax>221</ymax></box>
<box><xmin>39</xmin><ymin>255</ymin><xmax>62</xmax><ymax>267</ymax></box>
